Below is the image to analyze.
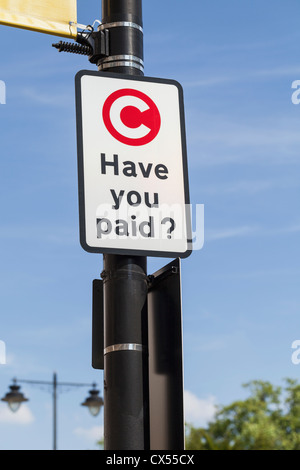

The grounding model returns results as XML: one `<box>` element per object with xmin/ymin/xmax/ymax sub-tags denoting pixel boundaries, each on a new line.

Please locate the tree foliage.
<box><xmin>185</xmin><ymin>379</ymin><xmax>300</xmax><ymax>450</ymax></box>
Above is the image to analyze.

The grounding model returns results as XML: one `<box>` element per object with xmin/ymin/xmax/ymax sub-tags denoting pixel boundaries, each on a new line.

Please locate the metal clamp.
<box><xmin>100</xmin><ymin>54</ymin><xmax>144</xmax><ymax>66</ymax></box>
<box><xmin>98</xmin><ymin>21</ymin><xmax>143</xmax><ymax>33</ymax></box>
<box><xmin>104</xmin><ymin>344</ymin><xmax>147</xmax><ymax>355</ymax></box>
<box><xmin>101</xmin><ymin>269</ymin><xmax>148</xmax><ymax>283</ymax></box>
<box><xmin>98</xmin><ymin>55</ymin><xmax>144</xmax><ymax>72</ymax></box>
<box><xmin>97</xmin><ymin>21</ymin><xmax>143</xmax><ymax>72</ymax></box>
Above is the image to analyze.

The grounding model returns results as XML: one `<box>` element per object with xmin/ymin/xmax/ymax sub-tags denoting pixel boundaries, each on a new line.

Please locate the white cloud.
<box><xmin>205</xmin><ymin>223</ymin><xmax>300</xmax><ymax>243</ymax></box>
<box><xmin>201</xmin><ymin>178</ymin><xmax>296</xmax><ymax>195</ymax></box>
<box><xmin>191</xmin><ymin>120</ymin><xmax>300</xmax><ymax>149</ymax></box>
<box><xmin>0</xmin><ymin>224</ymin><xmax>77</xmax><ymax>245</ymax></box>
<box><xmin>185</xmin><ymin>65</ymin><xmax>300</xmax><ymax>88</ymax></box>
<box><xmin>206</xmin><ymin>225</ymin><xmax>257</xmax><ymax>241</ymax></box>
<box><xmin>281</xmin><ymin>224</ymin><xmax>300</xmax><ymax>234</ymax></box>
<box><xmin>0</xmin><ymin>404</ymin><xmax>34</xmax><ymax>425</ymax></box>
<box><xmin>73</xmin><ymin>425</ymin><xmax>103</xmax><ymax>444</ymax></box>
<box><xmin>18</xmin><ymin>87</ymin><xmax>72</xmax><ymax>107</ymax></box>
<box><xmin>184</xmin><ymin>390</ymin><xmax>217</xmax><ymax>427</ymax></box>
<box><xmin>186</xmin><ymin>114</ymin><xmax>300</xmax><ymax>167</ymax></box>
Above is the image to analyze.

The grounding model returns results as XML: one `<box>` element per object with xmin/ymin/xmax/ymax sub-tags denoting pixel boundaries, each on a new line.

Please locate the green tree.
<box><xmin>185</xmin><ymin>379</ymin><xmax>300</xmax><ymax>450</ymax></box>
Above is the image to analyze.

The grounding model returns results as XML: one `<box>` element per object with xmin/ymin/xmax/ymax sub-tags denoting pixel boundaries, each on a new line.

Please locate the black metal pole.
<box><xmin>99</xmin><ymin>0</ymin><xmax>144</xmax><ymax>76</ymax></box>
<box><xmin>53</xmin><ymin>372</ymin><xmax>57</xmax><ymax>451</ymax></box>
<box><xmin>98</xmin><ymin>0</ymin><xmax>149</xmax><ymax>450</ymax></box>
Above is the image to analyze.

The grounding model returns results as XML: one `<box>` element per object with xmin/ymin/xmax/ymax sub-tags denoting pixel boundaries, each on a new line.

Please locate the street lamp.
<box><xmin>81</xmin><ymin>383</ymin><xmax>104</xmax><ymax>417</ymax></box>
<box><xmin>1</xmin><ymin>373</ymin><xmax>104</xmax><ymax>450</ymax></box>
<box><xmin>1</xmin><ymin>379</ymin><xmax>28</xmax><ymax>413</ymax></box>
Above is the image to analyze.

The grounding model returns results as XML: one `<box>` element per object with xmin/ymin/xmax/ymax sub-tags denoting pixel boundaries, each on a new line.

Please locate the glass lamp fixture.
<box><xmin>81</xmin><ymin>384</ymin><xmax>104</xmax><ymax>417</ymax></box>
<box><xmin>1</xmin><ymin>380</ymin><xmax>28</xmax><ymax>412</ymax></box>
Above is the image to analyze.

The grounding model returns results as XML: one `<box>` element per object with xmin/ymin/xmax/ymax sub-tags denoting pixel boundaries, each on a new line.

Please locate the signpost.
<box><xmin>75</xmin><ymin>70</ymin><xmax>192</xmax><ymax>258</ymax></box>
<box><xmin>0</xmin><ymin>0</ymin><xmax>193</xmax><ymax>452</ymax></box>
<box><xmin>148</xmin><ymin>258</ymin><xmax>184</xmax><ymax>449</ymax></box>
<box><xmin>92</xmin><ymin>259</ymin><xmax>185</xmax><ymax>449</ymax></box>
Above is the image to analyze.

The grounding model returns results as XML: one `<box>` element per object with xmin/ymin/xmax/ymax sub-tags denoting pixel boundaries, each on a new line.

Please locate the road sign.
<box><xmin>148</xmin><ymin>258</ymin><xmax>184</xmax><ymax>449</ymax></box>
<box><xmin>91</xmin><ymin>257</ymin><xmax>184</xmax><ymax>449</ymax></box>
<box><xmin>0</xmin><ymin>0</ymin><xmax>77</xmax><ymax>38</ymax></box>
<box><xmin>75</xmin><ymin>70</ymin><xmax>192</xmax><ymax>258</ymax></box>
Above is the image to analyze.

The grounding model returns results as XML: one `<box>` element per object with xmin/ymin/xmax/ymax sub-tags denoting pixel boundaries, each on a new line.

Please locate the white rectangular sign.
<box><xmin>75</xmin><ymin>70</ymin><xmax>192</xmax><ymax>258</ymax></box>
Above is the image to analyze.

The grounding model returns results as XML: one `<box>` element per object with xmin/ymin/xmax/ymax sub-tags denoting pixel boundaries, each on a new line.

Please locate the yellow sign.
<box><xmin>0</xmin><ymin>0</ymin><xmax>77</xmax><ymax>38</ymax></box>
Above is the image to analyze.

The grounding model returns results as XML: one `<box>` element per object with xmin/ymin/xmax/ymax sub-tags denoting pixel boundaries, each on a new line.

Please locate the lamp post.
<box><xmin>81</xmin><ymin>385</ymin><xmax>104</xmax><ymax>417</ymax></box>
<box><xmin>1</xmin><ymin>379</ymin><xmax>28</xmax><ymax>413</ymax></box>
<box><xmin>1</xmin><ymin>373</ymin><xmax>103</xmax><ymax>450</ymax></box>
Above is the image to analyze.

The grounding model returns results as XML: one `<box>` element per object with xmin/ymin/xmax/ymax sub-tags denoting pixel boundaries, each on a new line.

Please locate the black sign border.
<box><xmin>75</xmin><ymin>70</ymin><xmax>192</xmax><ymax>259</ymax></box>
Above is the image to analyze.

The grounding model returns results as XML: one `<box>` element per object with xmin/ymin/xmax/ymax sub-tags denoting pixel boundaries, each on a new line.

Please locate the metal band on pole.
<box><xmin>98</xmin><ymin>21</ymin><xmax>143</xmax><ymax>32</ymax></box>
<box><xmin>99</xmin><ymin>54</ymin><xmax>144</xmax><ymax>65</ymax></box>
<box><xmin>99</xmin><ymin>61</ymin><xmax>144</xmax><ymax>72</ymax></box>
<box><xmin>98</xmin><ymin>54</ymin><xmax>144</xmax><ymax>73</ymax></box>
<box><xmin>104</xmin><ymin>344</ymin><xmax>147</xmax><ymax>355</ymax></box>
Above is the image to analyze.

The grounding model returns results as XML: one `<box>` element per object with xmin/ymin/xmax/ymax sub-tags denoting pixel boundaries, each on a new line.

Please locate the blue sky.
<box><xmin>0</xmin><ymin>0</ymin><xmax>300</xmax><ymax>450</ymax></box>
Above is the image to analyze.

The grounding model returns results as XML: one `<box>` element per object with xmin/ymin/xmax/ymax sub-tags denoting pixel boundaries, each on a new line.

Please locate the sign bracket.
<box><xmin>52</xmin><ymin>28</ymin><xmax>110</xmax><ymax>63</ymax></box>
